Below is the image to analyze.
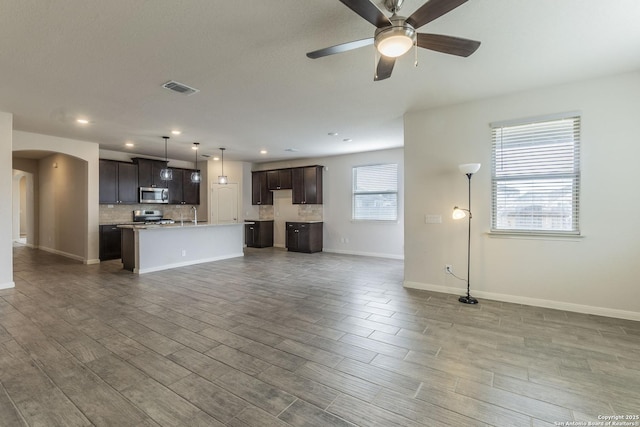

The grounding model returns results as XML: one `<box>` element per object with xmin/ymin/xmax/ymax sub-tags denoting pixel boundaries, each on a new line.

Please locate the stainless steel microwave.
<box><xmin>139</xmin><ymin>187</ymin><xmax>169</xmax><ymax>204</ymax></box>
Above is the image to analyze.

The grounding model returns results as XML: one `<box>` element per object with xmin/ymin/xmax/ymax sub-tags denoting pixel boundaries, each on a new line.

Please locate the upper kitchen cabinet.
<box><xmin>182</xmin><ymin>171</ymin><xmax>200</xmax><ymax>205</ymax></box>
<box><xmin>168</xmin><ymin>168</ymin><xmax>200</xmax><ymax>205</ymax></box>
<box><xmin>266</xmin><ymin>169</ymin><xmax>292</xmax><ymax>191</ymax></box>
<box><xmin>292</xmin><ymin>166</ymin><xmax>323</xmax><ymax>204</ymax></box>
<box><xmin>252</xmin><ymin>171</ymin><xmax>273</xmax><ymax>205</ymax></box>
<box><xmin>99</xmin><ymin>160</ymin><xmax>138</xmax><ymax>204</ymax></box>
<box><xmin>133</xmin><ymin>158</ymin><xmax>169</xmax><ymax>188</ymax></box>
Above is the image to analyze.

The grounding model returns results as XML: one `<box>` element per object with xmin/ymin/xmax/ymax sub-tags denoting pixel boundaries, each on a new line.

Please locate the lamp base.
<box><xmin>458</xmin><ymin>295</ymin><xmax>478</xmax><ymax>304</ymax></box>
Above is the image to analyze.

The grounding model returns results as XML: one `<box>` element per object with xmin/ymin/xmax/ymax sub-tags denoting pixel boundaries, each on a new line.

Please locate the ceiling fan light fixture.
<box><xmin>375</xmin><ymin>25</ymin><xmax>415</xmax><ymax>58</ymax></box>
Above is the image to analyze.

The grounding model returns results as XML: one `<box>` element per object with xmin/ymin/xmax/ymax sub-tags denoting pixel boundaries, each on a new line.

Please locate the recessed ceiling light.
<box><xmin>328</xmin><ymin>132</ymin><xmax>338</xmax><ymax>136</ymax></box>
<box><xmin>260</xmin><ymin>150</ymin><xmax>267</xmax><ymax>154</ymax></box>
<box><xmin>171</xmin><ymin>130</ymin><xmax>181</xmax><ymax>135</ymax></box>
<box><xmin>343</xmin><ymin>138</ymin><xmax>352</xmax><ymax>142</ymax></box>
<box><xmin>125</xmin><ymin>142</ymin><xmax>134</xmax><ymax>147</ymax></box>
<box><xmin>191</xmin><ymin>145</ymin><xmax>199</xmax><ymax>150</ymax></box>
<box><xmin>76</xmin><ymin>118</ymin><xmax>89</xmax><ymax>124</ymax></box>
<box><xmin>213</xmin><ymin>156</ymin><xmax>220</xmax><ymax>161</ymax></box>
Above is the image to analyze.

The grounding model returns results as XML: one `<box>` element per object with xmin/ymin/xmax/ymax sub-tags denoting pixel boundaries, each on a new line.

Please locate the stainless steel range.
<box><xmin>132</xmin><ymin>209</ymin><xmax>175</xmax><ymax>225</ymax></box>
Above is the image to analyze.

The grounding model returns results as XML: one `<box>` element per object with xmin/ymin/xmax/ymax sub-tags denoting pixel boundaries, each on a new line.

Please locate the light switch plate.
<box><xmin>425</xmin><ymin>214</ymin><xmax>442</xmax><ymax>224</ymax></box>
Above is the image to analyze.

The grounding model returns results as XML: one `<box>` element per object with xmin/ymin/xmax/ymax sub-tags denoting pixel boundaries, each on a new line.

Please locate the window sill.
<box><xmin>486</xmin><ymin>231</ymin><xmax>584</xmax><ymax>241</ymax></box>
<box><xmin>351</xmin><ymin>219</ymin><xmax>399</xmax><ymax>224</ymax></box>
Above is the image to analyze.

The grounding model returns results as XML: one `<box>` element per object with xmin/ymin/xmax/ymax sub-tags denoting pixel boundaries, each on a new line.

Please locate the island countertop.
<box><xmin>119</xmin><ymin>222</ymin><xmax>244</xmax><ymax>274</ymax></box>
<box><xmin>117</xmin><ymin>221</ymin><xmax>229</xmax><ymax>230</ymax></box>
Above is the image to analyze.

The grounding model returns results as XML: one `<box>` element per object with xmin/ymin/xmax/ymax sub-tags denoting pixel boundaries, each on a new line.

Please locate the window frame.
<box><xmin>490</xmin><ymin>112</ymin><xmax>581</xmax><ymax>236</ymax></box>
<box><xmin>352</xmin><ymin>163</ymin><xmax>399</xmax><ymax>222</ymax></box>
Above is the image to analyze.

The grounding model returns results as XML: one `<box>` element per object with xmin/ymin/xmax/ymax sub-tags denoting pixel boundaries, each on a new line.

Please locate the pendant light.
<box><xmin>218</xmin><ymin>147</ymin><xmax>228</xmax><ymax>184</ymax></box>
<box><xmin>190</xmin><ymin>142</ymin><xmax>201</xmax><ymax>183</ymax></box>
<box><xmin>159</xmin><ymin>136</ymin><xmax>173</xmax><ymax>181</ymax></box>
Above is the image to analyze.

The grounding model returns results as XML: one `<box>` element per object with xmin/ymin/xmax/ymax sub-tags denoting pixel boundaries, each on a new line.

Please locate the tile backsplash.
<box><xmin>100</xmin><ymin>204</ymin><xmax>199</xmax><ymax>224</ymax></box>
<box><xmin>258</xmin><ymin>204</ymin><xmax>322</xmax><ymax>221</ymax></box>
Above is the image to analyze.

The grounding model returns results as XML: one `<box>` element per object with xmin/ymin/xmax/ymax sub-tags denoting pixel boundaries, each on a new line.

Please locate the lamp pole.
<box><xmin>459</xmin><ymin>171</ymin><xmax>478</xmax><ymax>304</ymax></box>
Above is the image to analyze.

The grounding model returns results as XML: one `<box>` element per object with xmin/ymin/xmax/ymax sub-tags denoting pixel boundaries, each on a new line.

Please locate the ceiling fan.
<box><xmin>307</xmin><ymin>0</ymin><xmax>481</xmax><ymax>81</ymax></box>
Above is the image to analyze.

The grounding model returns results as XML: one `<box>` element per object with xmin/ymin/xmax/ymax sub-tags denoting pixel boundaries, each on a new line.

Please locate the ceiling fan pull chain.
<box><xmin>414</xmin><ymin>40</ymin><xmax>418</xmax><ymax>67</ymax></box>
<box><xmin>374</xmin><ymin>45</ymin><xmax>378</xmax><ymax>80</ymax></box>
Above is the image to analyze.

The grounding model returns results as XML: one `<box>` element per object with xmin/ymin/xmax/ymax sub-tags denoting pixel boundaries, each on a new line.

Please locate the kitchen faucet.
<box><xmin>192</xmin><ymin>206</ymin><xmax>197</xmax><ymax>225</ymax></box>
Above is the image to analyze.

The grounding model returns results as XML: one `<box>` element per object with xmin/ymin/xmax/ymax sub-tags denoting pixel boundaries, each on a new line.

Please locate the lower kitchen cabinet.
<box><xmin>99</xmin><ymin>224</ymin><xmax>122</xmax><ymax>260</ymax></box>
<box><xmin>286</xmin><ymin>222</ymin><xmax>323</xmax><ymax>253</ymax></box>
<box><xmin>245</xmin><ymin>220</ymin><xmax>274</xmax><ymax>248</ymax></box>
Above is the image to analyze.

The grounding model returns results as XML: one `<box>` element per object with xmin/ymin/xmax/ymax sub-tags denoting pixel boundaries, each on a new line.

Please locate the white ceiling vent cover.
<box><xmin>162</xmin><ymin>80</ymin><xmax>200</xmax><ymax>96</ymax></box>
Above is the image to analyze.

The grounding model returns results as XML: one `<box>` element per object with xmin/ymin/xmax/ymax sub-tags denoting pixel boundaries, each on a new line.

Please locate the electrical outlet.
<box><xmin>181</xmin><ymin>249</ymin><xmax>186</xmax><ymax>257</ymax></box>
<box><xmin>445</xmin><ymin>264</ymin><xmax>453</xmax><ymax>274</ymax></box>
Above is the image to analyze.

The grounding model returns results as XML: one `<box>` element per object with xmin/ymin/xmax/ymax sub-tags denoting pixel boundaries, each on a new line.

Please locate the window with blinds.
<box><xmin>352</xmin><ymin>163</ymin><xmax>398</xmax><ymax>221</ymax></box>
<box><xmin>491</xmin><ymin>114</ymin><xmax>581</xmax><ymax>234</ymax></box>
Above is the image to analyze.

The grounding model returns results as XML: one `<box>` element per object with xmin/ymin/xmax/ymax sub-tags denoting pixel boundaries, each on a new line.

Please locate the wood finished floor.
<box><xmin>2</xmin><ymin>245</ymin><xmax>639</xmax><ymax>426</ymax></box>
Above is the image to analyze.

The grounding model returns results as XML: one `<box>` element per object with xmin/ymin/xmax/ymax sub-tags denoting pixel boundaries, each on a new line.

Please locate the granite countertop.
<box><xmin>117</xmin><ymin>222</ymin><xmax>249</xmax><ymax>230</ymax></box>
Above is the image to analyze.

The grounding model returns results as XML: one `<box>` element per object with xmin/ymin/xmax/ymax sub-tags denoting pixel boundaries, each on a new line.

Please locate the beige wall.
<box><xmin>13</xmin><ymin>131</ymin><xmax>100</xmax><ymax>263</ymax></box>
<box><xmin>404</xmin><ymin>71</ymin><xmax>640</xmax><ymax>320</ymax></box>
<box><xmin>38</xmin><ymin>153</ymin><xmax>88</xmax><ymax>260</ymax></box>
<box><xmin>12</xmin><ymin>157</ymin><xmax>39</xmax><ymax>247</ymax></box>
<box><xmin>0</xmin><ymin>112</ymin><xmax>13</xmax><ymax>289</ymax></box>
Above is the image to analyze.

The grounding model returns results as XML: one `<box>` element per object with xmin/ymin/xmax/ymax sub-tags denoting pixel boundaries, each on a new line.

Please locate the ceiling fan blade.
<box><xmin>374</xmin><ymin>55</ymin><xmax>395</xmax><ymax>81</ymax></box>
<box><xmin>339</xmin><ymin>0</ymin><xmax>392</xmax><ymax>28</ymax></box>
<box><xmin>406</xmin><ymin>0</ymin><xmax>468</xmax><ymax>29</ymax></box>
<box><xmin>417</xmin><ymin>33</ymin><xmax>480</xmax><ymax>57</ymax></box>
<box><xmin>307</xmin><ymin>38</ymin><xmax>374</xmax><ymax>59</ymax></box>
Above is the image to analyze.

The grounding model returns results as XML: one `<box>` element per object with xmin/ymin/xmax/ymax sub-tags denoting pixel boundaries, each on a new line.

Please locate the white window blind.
<box><xmin>491</xmin><ymin>114</ymin><xmax>581</xmax><ymax>234</ymax></box>
<box><xmin>352</xmin><ymin>163</ymin><xmax>398</xmax><ymax>221</ymax></box>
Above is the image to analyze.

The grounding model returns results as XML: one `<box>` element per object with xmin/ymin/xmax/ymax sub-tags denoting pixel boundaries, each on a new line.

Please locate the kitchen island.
<box><xmin>118</xmin><ymin>222</ymin><xmax>244</xmax><ymax>274</ymax></box>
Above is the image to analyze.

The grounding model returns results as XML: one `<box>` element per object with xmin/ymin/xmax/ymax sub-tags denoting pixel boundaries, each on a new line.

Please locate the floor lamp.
<box><xmin>452</xmin><ymin>163</ymin><xmax>481</xmax><ymax>304</ymax></box>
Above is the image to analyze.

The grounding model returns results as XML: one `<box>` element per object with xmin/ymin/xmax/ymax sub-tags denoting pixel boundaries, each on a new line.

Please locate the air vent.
<box><xmin>162</xmin><ymin>80</ymin><xmax>200</xmax><ymax>96</ymax></box>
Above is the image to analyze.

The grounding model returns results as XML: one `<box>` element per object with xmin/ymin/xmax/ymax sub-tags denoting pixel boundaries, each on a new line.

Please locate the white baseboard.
<box><xmin>85</xmin><ymin>259</ymin><xmax>100</xmax><ymax>265</ymax></box>
<box><xmin>323</xmin><ymin>248</ymin><xmax>404</xmax><ymax>260</ymax></box>
<box><xmin>38</xmin><ymin>246</ymin><xmax>86</xmax><ymax>263</ymax></box>
<box><xmin>0</xmin><ymin>281</ymin><xmax>15</xmax><ymax>290</ymax></box>
<box><xmin>403</xmin><ymin>281</ymin><xmax>640</xmax><ymax>321</ymax></box>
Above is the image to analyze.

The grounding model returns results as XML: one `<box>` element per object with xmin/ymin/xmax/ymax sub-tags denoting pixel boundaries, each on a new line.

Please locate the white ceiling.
<box><xmin>2</xmin><ymin>0</ymin><xmax>640</xmax><ymax>163</ymax></box>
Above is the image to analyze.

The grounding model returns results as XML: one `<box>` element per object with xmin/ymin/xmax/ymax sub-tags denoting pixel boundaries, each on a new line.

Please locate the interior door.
<box><xmin>210</xmin><ymin>183</ymin><xmax>238</xmax><ymax>224</ymax></box>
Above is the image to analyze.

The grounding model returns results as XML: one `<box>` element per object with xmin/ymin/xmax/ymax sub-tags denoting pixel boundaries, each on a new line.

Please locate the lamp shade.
<box><xmin>459</xmin><ymin>163</ymin><xmax>481</xmax><ymax>175</ymax></box>
<box><xmin>452</xmin><ymin>207</ymin><xmax>467</xmax><ymax>220</ymax></box>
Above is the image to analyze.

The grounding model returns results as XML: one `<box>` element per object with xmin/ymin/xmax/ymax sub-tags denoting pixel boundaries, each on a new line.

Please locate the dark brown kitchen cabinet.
<box><xmin>133</xmin><ymin>158</ymin><xmax>169</xmax><ymax>188</ymax></box>
<box><xmin>182</xmin><ymin>171</ymin><xmax>200</xmax><ymax>205</ymax></box>
<box><xmin>292</xmin><ymin>166</ymin><xmax>323</xmax><ymax>204</ymax></box>
<box><xmin>245</xmin><ymin>220</ymin><xmax>274</xmax><ymax>248</ymax></box>
<box><xmin>167</xmin><ymin>168</ymin><xmax>184</xmax><ymax>204</ymax></box>
<box><xmin>99</xmin><ymin>160</ymin><xmax>138</xmax><ymax>204</ymax></box>
<box><xmin>99</xmin><ymin>224</ymin><xmax>122</xmax><ymax>260</ymax></box>
<box><xmin>168</xmin><ymin>168</ymin><xmax>200</xmax><ymax>205</ymax></box>
<box><xmin>252</xmin><ymin>171</ymin><xmax>273</xmax><ymax>205</ymax></box>
<box><xmin>286</xmin><ymin>222</ymin><xmax>323</xmax><ymax>253</ymax></box>
<box><xmin>266</xmin><ymin>169</ymin><xmax>292</xmax><ymax>190</ymax></box>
